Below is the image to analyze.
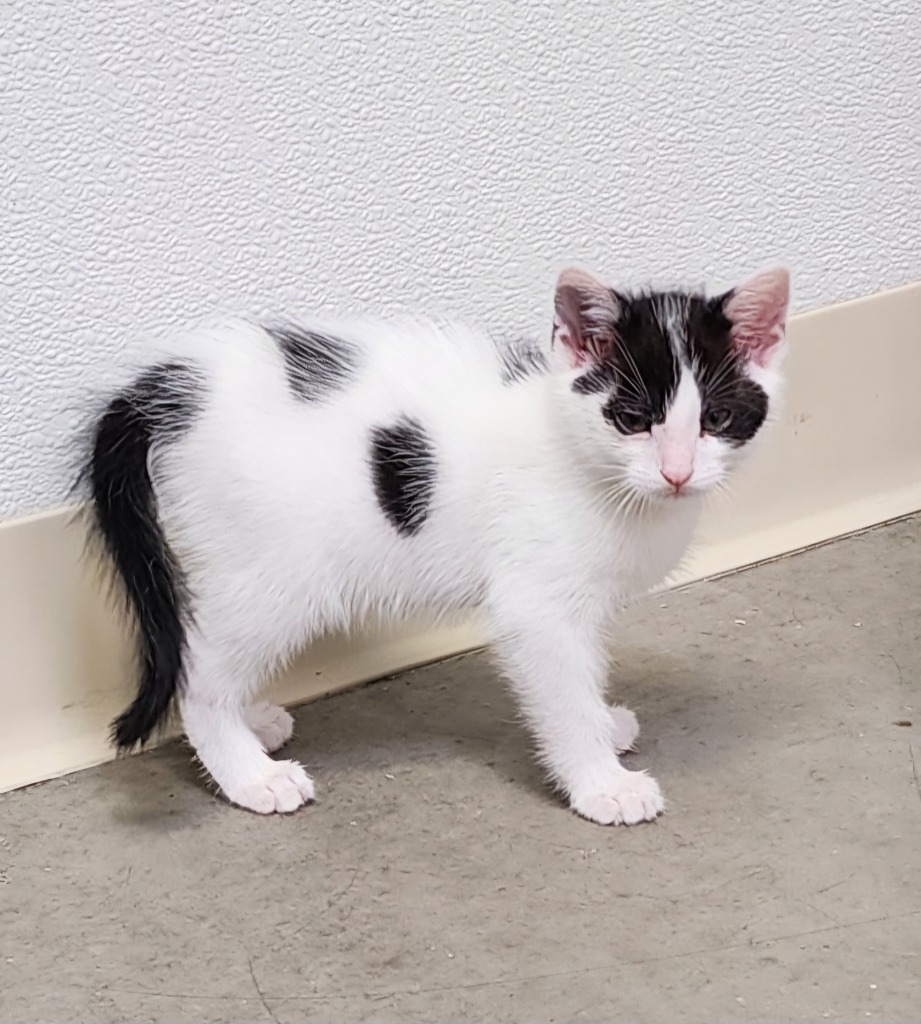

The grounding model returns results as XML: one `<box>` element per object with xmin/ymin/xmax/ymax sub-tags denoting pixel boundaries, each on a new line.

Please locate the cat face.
<box><xmin>552</xmin><ymin>267</ymin><xmax>789</xmax><ymax>501</ymax></box>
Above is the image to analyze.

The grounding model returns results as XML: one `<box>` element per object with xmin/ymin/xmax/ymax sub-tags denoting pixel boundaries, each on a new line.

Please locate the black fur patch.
<box><xmin>571</xmin><ymin>290</ymin><xmax>768</xmax><ymax>445</ymax></box>
<box><xmin>82</xmin><ymin>361</ymin><xmax>205</xmax><ymax>750</ymax></box>
<box><xmin>602</xmin><ymin>294</ymin><xmax>682</xmax><ymax>425</ymax></box>
<box><xmin>266</xmin><ymin>324</ymin><xmax>357</xmax><ymax>401</ymax></box>
<box><xmin>370</xmin><ymin>417</ymin><xmax>436</xmax><ymax>536</ymax></box>
<box><xmin>571</xmin><ymin>292</ymin><xmax>681</xmax><ymax>431</ymax></box>
<box><xmin>706</xmin><ymin>376</ymin><xmax>769</xmax><ymax>446</ymax></box>
<box><xmin>572</xmin><ymin>361</ymin><xmax>619</xmax><ymax>395</ymax></box>
<box><xmin>684</xmin><ymin>295</ymin><xmax>769</xmax><ymax>445</ymax></box>
<box><xmin>500</xmin><ymin>338</ymin><xmax>549</xmax><ymax>385</ymax></box>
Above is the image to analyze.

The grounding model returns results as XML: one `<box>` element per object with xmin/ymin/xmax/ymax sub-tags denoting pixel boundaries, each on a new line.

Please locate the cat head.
<box><xmin>551</xmin><ymin>266</ymin><xmax>789</xmax><ymax>501</ymax></box>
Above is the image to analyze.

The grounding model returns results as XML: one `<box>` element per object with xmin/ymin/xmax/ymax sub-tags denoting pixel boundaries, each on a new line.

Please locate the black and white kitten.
<box><xmin>81</xmin><ymin>266</ymin><xmax>789</xmax><ymax>824</ymax></box>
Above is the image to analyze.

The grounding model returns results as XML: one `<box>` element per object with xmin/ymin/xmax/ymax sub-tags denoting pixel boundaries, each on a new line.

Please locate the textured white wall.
<box><xmin>2</xmin><ymin>0</ymin><xmax>919</xmax><ymax>517</ymax></box>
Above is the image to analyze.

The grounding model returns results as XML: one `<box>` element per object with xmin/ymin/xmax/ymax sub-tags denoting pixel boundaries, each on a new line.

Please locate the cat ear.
<box><xmin>724</xmin><ymin>267</ymin><xmax>790</xmax><ymax>369</ymax></box>
<box><xmin>553</xmin><ymin>268</ymin><xmax>621</xmax><ymax>367</ymax></box>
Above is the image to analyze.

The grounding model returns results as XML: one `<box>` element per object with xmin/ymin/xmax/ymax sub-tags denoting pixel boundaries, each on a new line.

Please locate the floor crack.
<box><xmin>909</xmin><ymin>742</ymin><xmax>921</xmax><ymax>813</ymax></box>
<box><xmin>248</xmin><ymin>955</ymin><xmax>280</xmax><ymax>1024</ymax></box>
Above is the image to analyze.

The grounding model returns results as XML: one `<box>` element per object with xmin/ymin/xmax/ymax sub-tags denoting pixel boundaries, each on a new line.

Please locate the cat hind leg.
<box><xmin>180</xmin><ymin>631</ymin><xmax>313</xmax><ymax>814</ymax></box>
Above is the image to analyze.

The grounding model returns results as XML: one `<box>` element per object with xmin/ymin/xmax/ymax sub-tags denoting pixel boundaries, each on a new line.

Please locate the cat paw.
<box><xmin>570</xmin><ymin>771</ymin><xmax>664</xmax><ymax>826</ymax></box>
<box><xmin>245</xmin><ymin>701</ymin><xmax>295</xmax><ymax>752</ymax></box>
<box><xmin>225</xmin><ymin>760</ymin><xmax>315</xmax><ymax>814</ymax></box>
<box><xmin>608</xmin><ymin>704</ymin><xmax>640</xmax><ymax>753</ymax></box>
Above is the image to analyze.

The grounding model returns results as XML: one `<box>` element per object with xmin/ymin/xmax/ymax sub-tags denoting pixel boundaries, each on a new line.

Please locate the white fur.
<box><xmin>141</xmin><ymin>298</ymin><xmax>785</xmax><ymax>824</ymax></box>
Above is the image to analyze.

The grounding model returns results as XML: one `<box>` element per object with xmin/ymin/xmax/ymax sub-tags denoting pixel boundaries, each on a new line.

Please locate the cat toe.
<box><xmin>226</xmin><ymin>760</ymin><xmax>315</xmax><ymax>814</ymax></box>
<box><xmin>571</xmin><ymin>770</ymin><xmax>664</xmax><ymax>826</ymax></box>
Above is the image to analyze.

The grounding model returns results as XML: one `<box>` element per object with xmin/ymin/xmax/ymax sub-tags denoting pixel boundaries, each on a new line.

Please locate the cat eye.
<box><xmin>610</xmin><ymin>407</ymin><xmax>652</xmax><ymax>435</ymax></box>
<box><xmin>702</xmin><ymin>407</ymin><xmax>732</xmax><ymax>433</ymax></box>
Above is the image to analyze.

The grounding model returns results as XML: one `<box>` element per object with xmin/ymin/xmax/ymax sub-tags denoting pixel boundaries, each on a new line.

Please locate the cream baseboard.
<box><xmin>2</xmin><ymin>281</ymin><xmax>920</xmax><ymax>794</ymax></box>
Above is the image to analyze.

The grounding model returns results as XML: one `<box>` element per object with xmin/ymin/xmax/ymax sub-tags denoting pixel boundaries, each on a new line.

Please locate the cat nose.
<box><xmin>661</xmin><ymin>468</ymin><xmax>692</xmax><ymax>490</ymax></box>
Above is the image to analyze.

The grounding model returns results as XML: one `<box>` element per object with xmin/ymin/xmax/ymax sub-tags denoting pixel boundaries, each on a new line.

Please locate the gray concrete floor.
<box><xmin>2</xmin><ymin>520</ymin><xmax>921</xmax><ymax>1023</ymax></box>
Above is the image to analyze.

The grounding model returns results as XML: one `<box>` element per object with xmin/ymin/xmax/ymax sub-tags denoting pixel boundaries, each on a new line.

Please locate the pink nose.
<box><xmin>661</xmin><ymin>468</ymin><xmax>692</xmax><ymax>490</ymax></box>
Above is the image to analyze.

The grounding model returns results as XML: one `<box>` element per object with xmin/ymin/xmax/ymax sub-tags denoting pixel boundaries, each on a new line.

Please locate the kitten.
<box><xmin>78</xmin><ymin>266</ymin><xmax>789</xmax><ymax>825</ymax></box>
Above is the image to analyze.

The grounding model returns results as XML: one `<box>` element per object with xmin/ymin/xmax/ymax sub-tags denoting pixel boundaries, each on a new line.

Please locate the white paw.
<box><xmin>571</xmin><ymin>770</ymin><xmax>664</xmax><ymax>826</ymax></box>
<box><xmin>609</xmin><ymin>704</ymin><xmax>640</xmax><ymax>753</ymax></box>
<box><xmin>244</xmin><ymin>701</ymin><xmax>294</xmax><ymax>753</ymax></box>
<box><xmin>225</xmin><ymin>760</ymin><xmax>315</xmax><ymax>814</ymax></box>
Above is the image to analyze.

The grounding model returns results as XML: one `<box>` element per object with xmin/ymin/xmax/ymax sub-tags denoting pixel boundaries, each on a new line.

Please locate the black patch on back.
<box><xmin>370</xmin><ymin>417</ymin><xmax>436</xmax><ymax>536</ymax></box>
<box><xmin>500</xmin><ymin>338</ymin><xmax>549</xmax><ymax>385</ymax></box>
<box><xmin>266</xmin><ymin>324</ymin><xmax>357</xmax><ymax>401</ymax></box>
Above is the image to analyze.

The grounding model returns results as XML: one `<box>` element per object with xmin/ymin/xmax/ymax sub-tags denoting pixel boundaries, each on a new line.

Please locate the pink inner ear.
<box><xmin>725</xmin><ymin>267</ymin><xmax>790</xmax><ymax>368</ymax></box>
<box><xmin>553</xmin><ymin>268</ymin><xmax>619</xmax><ymax>366</ymax></box>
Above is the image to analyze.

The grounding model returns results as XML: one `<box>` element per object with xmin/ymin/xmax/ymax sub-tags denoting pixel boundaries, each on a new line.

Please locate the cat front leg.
<box><xmin>490</xmin><ymin>608</ymin><xmax>663</xmax><ymax>825</ymax></box>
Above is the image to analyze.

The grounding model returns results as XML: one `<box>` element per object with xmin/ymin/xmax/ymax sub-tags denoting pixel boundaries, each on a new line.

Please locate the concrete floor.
<box><xmin>2</xmin><ymin>520</ymin><xmax>920</xmax><ymax>1024</ymax></box>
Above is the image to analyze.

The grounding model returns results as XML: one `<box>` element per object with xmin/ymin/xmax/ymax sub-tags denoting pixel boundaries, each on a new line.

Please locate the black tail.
<box><xmin>82</xmin><ymin>362</ymin><xmax>204</xmax><ymax>750</ymax></box>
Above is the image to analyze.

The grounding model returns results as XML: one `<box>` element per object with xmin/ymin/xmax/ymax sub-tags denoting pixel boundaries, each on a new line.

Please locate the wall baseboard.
<box><xmin>3</xmin><ymin>281</ymin><xmax>920</xmax><ymax>795</ymax></box>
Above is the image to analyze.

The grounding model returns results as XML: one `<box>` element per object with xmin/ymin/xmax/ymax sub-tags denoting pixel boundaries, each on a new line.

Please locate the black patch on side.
<box><xmin>266</xmin><ymin>324</ymin><xmax>357</xmax><ymax>401</ymax></box>
<box><xmin>500</xmin><ymin>338</ymin><xmax>549</xmax><ymax>385</ymax></box>
<box><xmin>370</xmin><ymin>417</ymin><xmax>436</xmax><ymax>536</ymax></box>
<box><xmin>80</xmin><ymin>362</ymin><xmax>205</xmax><ymax>750</ymax></box>
<box><xmin>685</xmin><ymin>295</ymin><xmax>769</xmax><ymax>445</ymax></box>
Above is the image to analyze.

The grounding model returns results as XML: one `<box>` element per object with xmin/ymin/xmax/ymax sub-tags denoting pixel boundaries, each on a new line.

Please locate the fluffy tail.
<box><xmin>82</xmin><ymin>362</ymin><xmax>202</xmax><ymax>750</ymax></box>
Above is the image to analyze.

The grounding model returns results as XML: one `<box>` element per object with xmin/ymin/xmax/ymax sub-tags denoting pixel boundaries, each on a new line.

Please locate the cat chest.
<box><xmin>604</xmin><ymin>512</ymin><xmax>699</xmax><ymax>599</ymax></box>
